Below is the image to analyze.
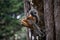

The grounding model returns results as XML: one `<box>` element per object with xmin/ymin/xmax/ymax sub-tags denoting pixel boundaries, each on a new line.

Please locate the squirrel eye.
<box><xmin>34</xmin><ymin>12</ymin><xmax>36</xmax><ymax>14</ymax></box>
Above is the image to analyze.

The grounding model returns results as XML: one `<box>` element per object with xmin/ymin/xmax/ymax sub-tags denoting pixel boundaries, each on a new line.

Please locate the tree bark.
<box><xmin>54</xmin><ymin>0</ymin><xmax>60</xmax><ymax>40</ymax></box>
<box><xmin>24</xmin><ymin>0</ymin><xmax>30</xmax><ymax>40</ymax></box>
<box><xmin>44</xmin><ymin>0</ymin><xmax>54</xmax><ymax>40</ymax></box>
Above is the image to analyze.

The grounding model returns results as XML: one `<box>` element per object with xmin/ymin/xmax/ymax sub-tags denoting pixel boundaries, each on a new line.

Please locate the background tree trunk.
<box><xmin>24</xmin><ymin>0</ymin><xmax>31</xmax><ymax>40</ymax></box>
<box><xmin>54</xmin><ymin>0</ymin><xmax>60</xmax><ymax>40</ymax></box>
<box><xmin>44</xmin><ymin>0</ymin><xmax>54</xmax><ymax>40</ymax></box>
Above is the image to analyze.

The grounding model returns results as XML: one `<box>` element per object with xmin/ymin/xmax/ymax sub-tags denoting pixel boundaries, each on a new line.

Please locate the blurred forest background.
<box><xmin>0</xmin><ymin>0</ymin><xmax>27</xmax><ymax>40</ymax></box>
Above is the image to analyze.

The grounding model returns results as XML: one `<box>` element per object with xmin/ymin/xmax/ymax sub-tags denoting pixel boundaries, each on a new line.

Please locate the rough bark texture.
<box><xmin>32</xmin><ymin>0</ymin><xmax>45</xmax><ymax>40</ymax></box>
<box><xmin>24</xmin><ymin>0</ymin><xmax>30</xmax><ymax>40</ymax></box>
<box><xmin>32</xmin><ymin>0</ymin><xmax>45</xmax><ymax>27</ymax></box>
<box><xmin>44</xmin><ymin>0</ymin><xmax>54</xmax><ymax>40</ymax></box>
<box><xmin>54</xmin><ymin>0</ymin><xmax>60</xmax><ymax>40</ymax></box>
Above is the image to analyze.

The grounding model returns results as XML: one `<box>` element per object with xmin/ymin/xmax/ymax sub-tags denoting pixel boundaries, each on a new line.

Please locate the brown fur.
<box><xmin>21</xmin><ymin>14</ymin><xmax>36</xmax><ymax>30</ymax></box>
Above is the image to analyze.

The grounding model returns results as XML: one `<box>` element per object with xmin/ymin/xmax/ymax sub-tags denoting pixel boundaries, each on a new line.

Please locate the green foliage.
<box><xmin>0</xmin><ymin>0</ymin><xmax>24</xmax><ymax>13</ymax></box>
<box><xmin>15</xmin><ymin>27</ymin><xmax>27</xmax><ymax>40</ymax></box>
<box><xmin>0</xmin><ymin>0</ymin><xmax>25</xmax><ymax>39</ymax></box>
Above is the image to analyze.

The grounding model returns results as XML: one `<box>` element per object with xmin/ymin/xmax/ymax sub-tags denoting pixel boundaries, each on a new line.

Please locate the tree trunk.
<box><xmin>54</xmin><ymin>0</ymin><xmax>60</xmax><ymax>40</ymax></box>
<box><xmin>24</xmin><ymin>0</ymin><xmax>31</xmax><ymax>40</ymax></box>
<box><xmin>44</xmin><ymin>0</ymin><xmax>54</xmax><ymax>40</ymax></box>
